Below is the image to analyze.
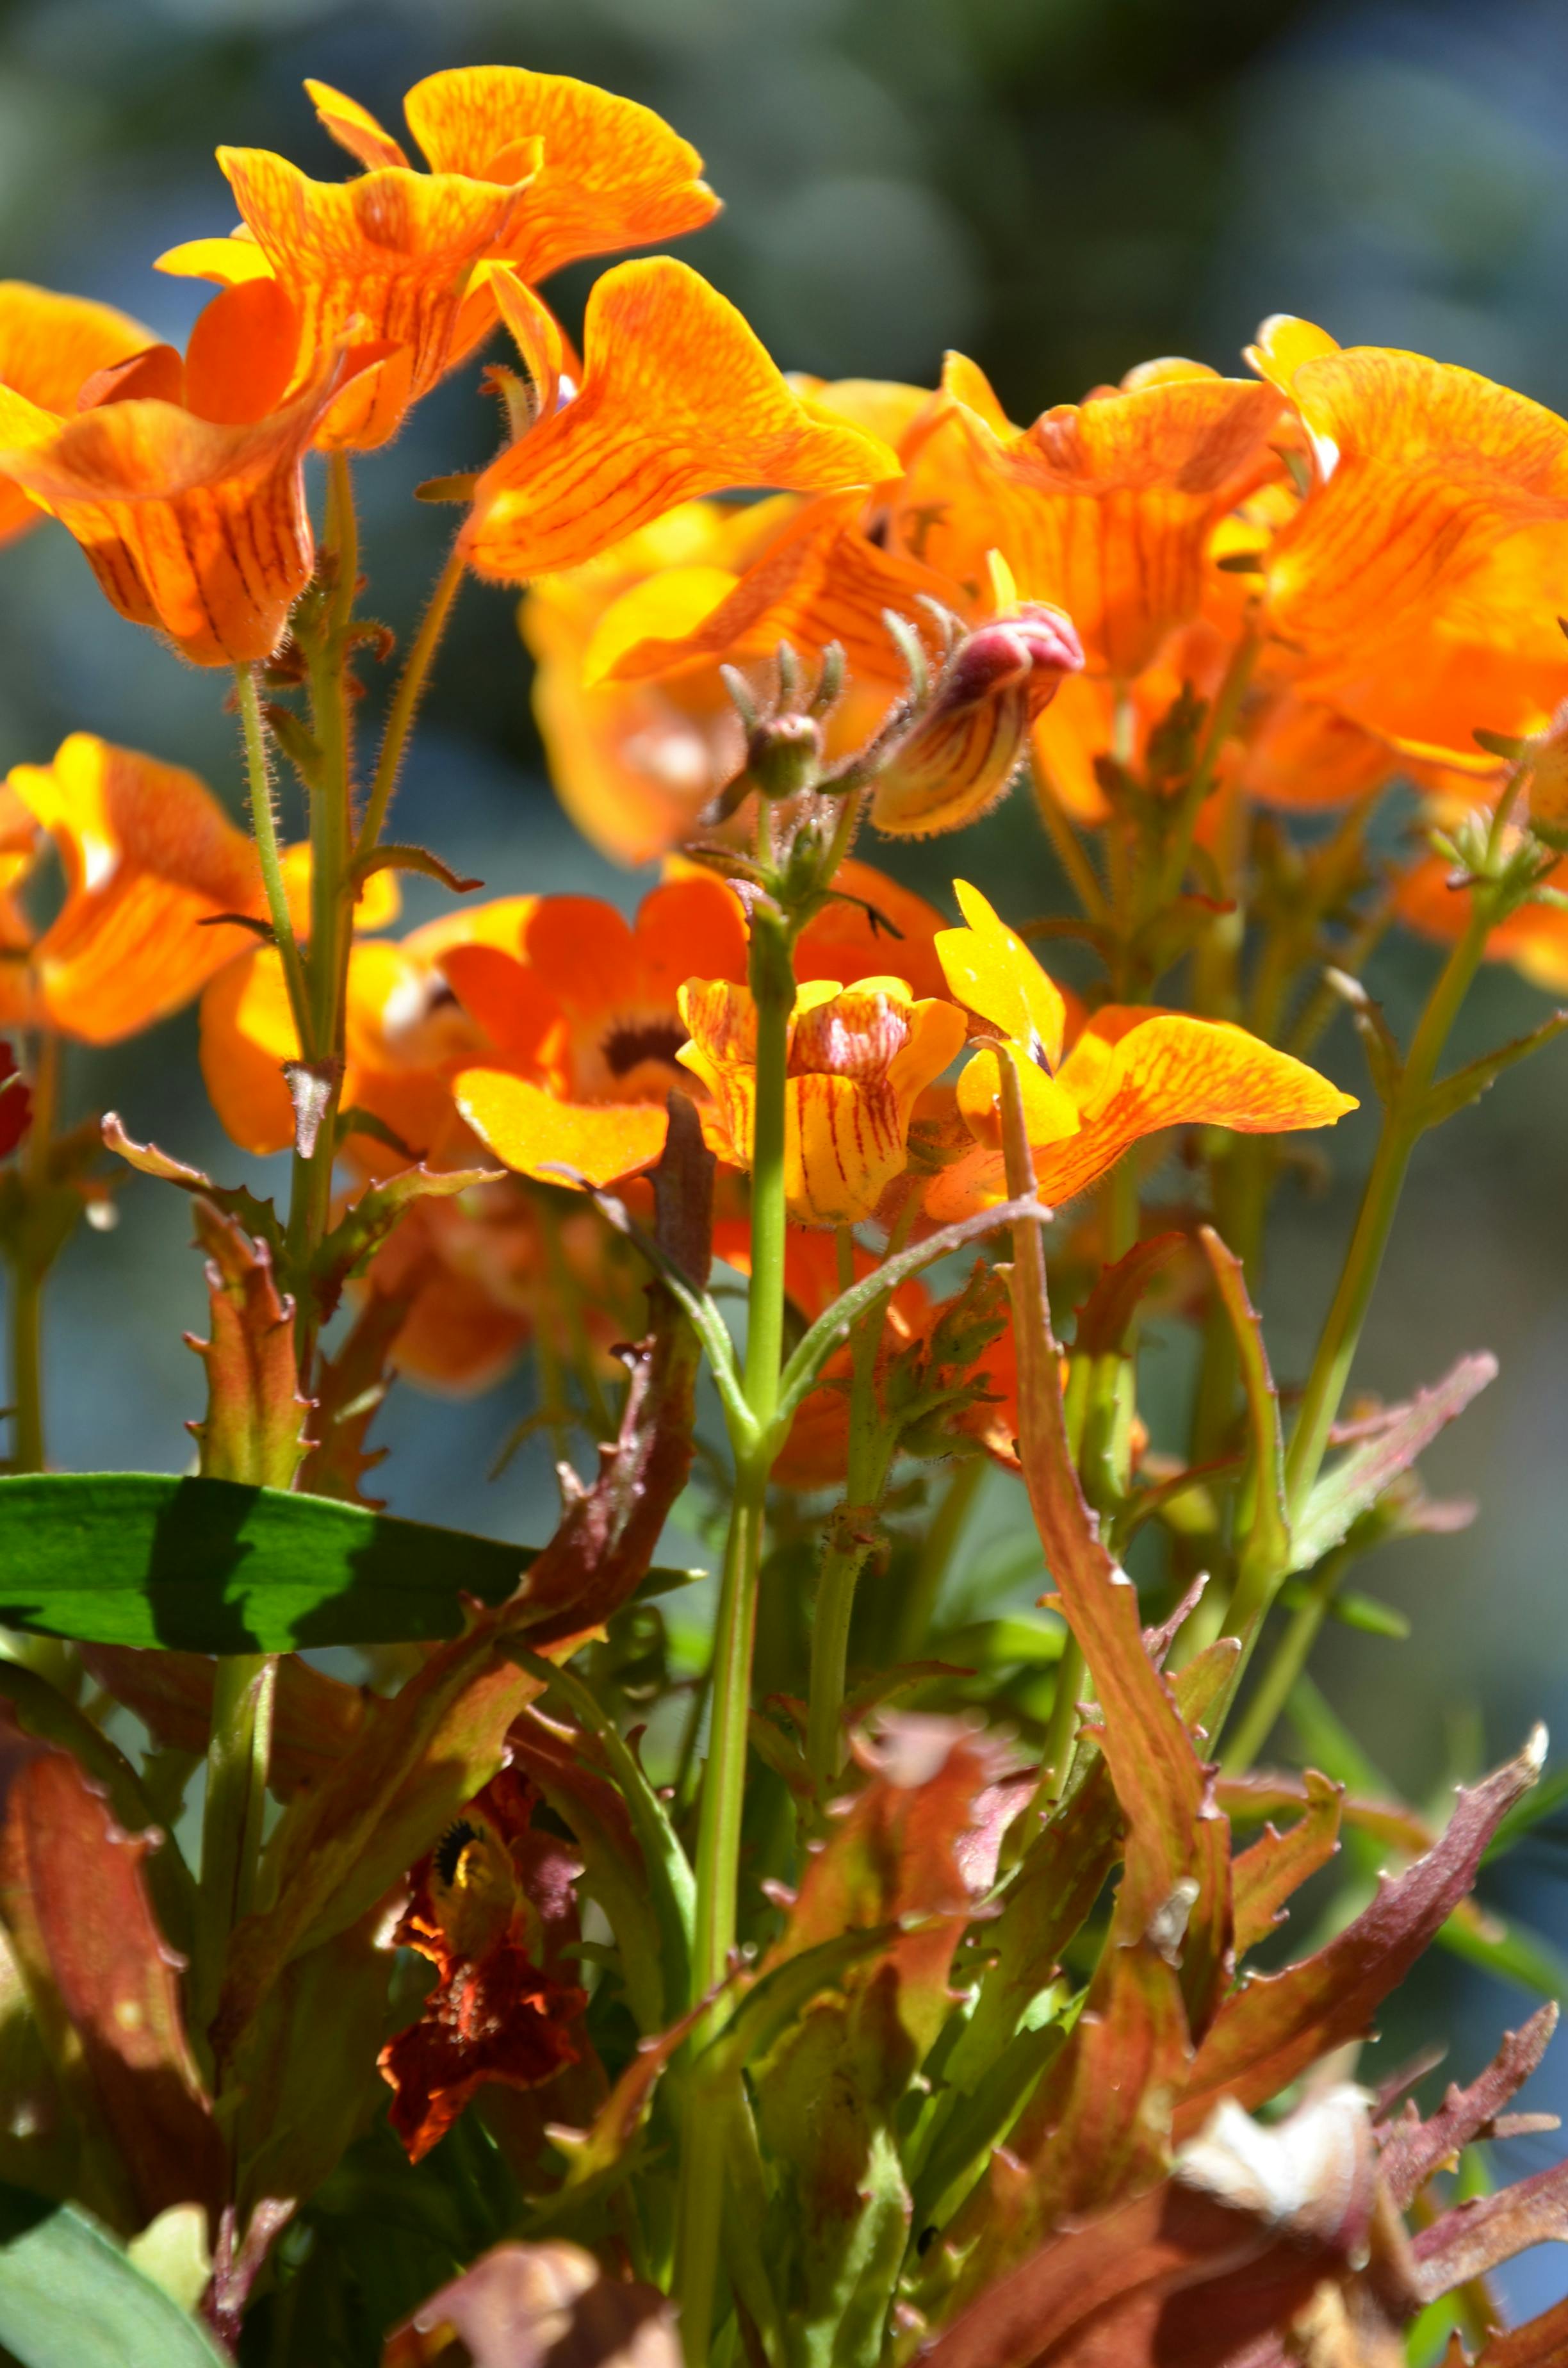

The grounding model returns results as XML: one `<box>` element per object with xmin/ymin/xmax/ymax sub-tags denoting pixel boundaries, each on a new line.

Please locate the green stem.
<box><xmin>806</xmin><ymin>1228</ymin><xmax>890</xmax><ymax>1795</ymax></box>
<box><xmin>234</xmin><ymin>665</ymin><xmax>312</xmax><ymax>1060</ymax></box>
<box><xmin>677</xmin><ymin>911</ymin><xmax>794</xmax><ymax>2362</ymax></box>
<box><xmin>1033</xmin><ymin>764</ymin><xmax>1109</xmax><ymax>925</ymax></box>
<box><xmin>1282</xmin><ymin>897</ymin><xmax>1492</xmax><ymax>1518</ymax></box>
<box><xmin>894</xmin><ymin>1454</ymin><xmax>983</xmax><ymax>1661</ymax></box>
<box><xmin>192</xmin><ymin>1650</ymin><xmax>276</xmax><ymax>2066</ymax></box>
<box><xmin>1221</xmin><ymin>1545</ymin><xmax>1352</xmax><ymax>1774</ymax></box>
<box><xmin>354</xmin><ymin>530</ymin><xmax>467</xmax><ymax>863</ymax></box>
<box><xmin>1152</xmin><ymin>625</ymin><xmax>1258</xmax><ymax>912</ymax></box>
<box><xmin>285</xmin><ymin>453</ymin><xmax>360</xmax><ymax>1373</ymax></box>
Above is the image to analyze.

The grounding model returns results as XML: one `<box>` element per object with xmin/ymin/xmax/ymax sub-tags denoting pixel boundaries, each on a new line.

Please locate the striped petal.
<box><xmin>0</xmin><ymin>281</ymin><xmax>154</xmax><ymax>547</ymax></box>
<box><xmin>462</xmin><ymin>258</ymin><xmax>901</xmax><ymax>582</ymax></box>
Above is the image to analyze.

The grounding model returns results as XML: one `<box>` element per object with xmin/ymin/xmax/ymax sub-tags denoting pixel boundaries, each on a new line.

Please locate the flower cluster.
<box><xmin>0</xmin><ymin>54</ymin><xmax>1565</xmax><ymax>2368</ymax></box>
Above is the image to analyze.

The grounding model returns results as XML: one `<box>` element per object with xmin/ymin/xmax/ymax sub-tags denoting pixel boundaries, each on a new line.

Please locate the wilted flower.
<box><xmin>870</xmin><ymin>598</ymin><xmax>1084</xmax><ymax>838</ymax></box>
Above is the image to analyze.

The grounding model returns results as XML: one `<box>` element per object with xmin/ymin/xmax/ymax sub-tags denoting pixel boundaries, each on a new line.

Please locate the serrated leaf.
<box><xmin>1229</xmin><ymin>1770</ymin><xmax>1341</xmax><ymax>1956</ymax></box>
<box><xmin>103</xmin><ymin>1116</ymin><xmax>283</xmax><ymax>1257</ymax></box>
<box><xmin>1175</xmin><ymin>1731</ymin><xmax>1546</xmax><ymax>2139</ymax></box>
<box><xmin>0</xmin><ymin>2190</ymin><xmax>229</xmax><ymax>2368</ymax></box>
<box><xmin>188</xmin><ymin>1199</ymin><xmax>310</xmax><ymax>1490</ymax></box>
<box><xmin>1416</xmin><ymin>1010</ymin><xmax>1568</xmax><ymax>1133</ymax></box>
<box><xmin>1291</xmin><ymin>1351</ymin><xmax>1497</xmax><ymax>1575</ymax></box>
<box><xmin>311</xmin><ymin>1164</ymin><xmax>501</xmax><ymax>1322</ymax></box>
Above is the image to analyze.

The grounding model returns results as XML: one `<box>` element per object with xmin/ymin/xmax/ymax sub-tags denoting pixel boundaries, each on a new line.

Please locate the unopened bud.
<box><xmin>1528</xmin><ymin>702</ymin><xmax>1568</xmax><ymax>849</ymax></box>
<box><xmin>747</xmin><ymin>709</ymin><xmax>824</xmax><ymax>801</ymax></box>
<box><xmin>870</xmin><ymin>603</ymin><xmax>1084</xmax><ymax>838</ymax></box>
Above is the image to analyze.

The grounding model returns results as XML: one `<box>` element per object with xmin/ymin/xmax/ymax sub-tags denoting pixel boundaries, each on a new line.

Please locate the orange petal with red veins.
<box><xmin>0</xmin><ymin>350</ymin><xmax>360</xmax><ymax>664</ymax></box>
<box><xmin>218</xmin><ymin>147</ymin><xmax>536</xmax><ymax>450</ymax></box>
<box><xmin>786</xmin><ymin>1072</ymin><xmax>907</xmax><ymax>1225</ymax></box>
<box><xmin>936</xmin><ymin>880</ymin><xmax>1068</xmax><ymax>1067</ymax></box>
<box><xmin>462</xmin><ymin>258</ymin><xmax>901</xmax><ymax>582</ymax></box>
<box><xmin>487</xmin><ymin>268</ymin><xmax>568</xmax><ymax>415</ymax></box>
<box><xmin>0</xmin><ymin>281</ymin><xmax>156</xmax><ymax>545</ymax></box>
<box><xmin>605</xmin><ymin>489</ymin><xmax>953</xmax><ymax>687</ymax></box>
<box><xmin>454</xmin><ymin>1068</ymin><xmax>669</xmax><ymax>1187</ymax></box>
<box><xmin>1262</xmin><ymin>345</ymin><xmax>1568</xmax><ymax>752</ymax></box>
<box><xmin>9</xmin><ymin>733</ymin><xmax>264</xmax><ymax>1044</ymax></box>
<box><xmin>402</xmin><ymin>65</ymin><xmax>718</xmax><ymax>284</ymax></box>
<box><xmin>304</xmin><ymin>78</ymin><xmax>412</xmax><ymax>172</ymax></box>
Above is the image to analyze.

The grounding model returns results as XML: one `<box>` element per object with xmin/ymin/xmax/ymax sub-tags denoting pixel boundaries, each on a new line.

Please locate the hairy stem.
<box><xmin>355</xmin><ymin>529</ymin><xmax>467</xmax><ymax>862</ymax></box>
<box><xmin>234</xmin><ymin>665</ymin><xmax>311</xmax><ymax>1058</ymax></box>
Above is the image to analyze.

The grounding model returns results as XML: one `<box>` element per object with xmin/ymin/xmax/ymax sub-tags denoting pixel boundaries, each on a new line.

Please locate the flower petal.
<box><xmin>200</xmin><ymin>948</ymin><xmax>299</xmax><ymax>1155</ymax></box>
<box><xmin>462</xmin><ymin>258</ymin><xmax>901</xmax><ymax>581</ymax></box>
<box><xmin>936</xmin><ymin>880</ymin><xmax>1068</xmax><ymax>1067</ymax></box>
<box><xmin>794</xmin><ymin>857</ymin><xmax>951</xmax><ymax>1001</ymax></box>
<box><xmin>454</xmin><ymin>1068</ymin><xmax>670</xmax><ymax>1187</ymax></box>
<box><xmin>785</xmin><ymin>1071</ymin><xmax>906</xmax><ymax>1224</ymax></box>
<box><xmin>402</xmin><ymin>65</ymin><xmax>718</xmax><ymax>283</ymax></box>
<box><xmin>218</xmin><ymin>147</ymin><xmax>536</xmax><ymax>449</ymax></box>
<box><xmin>304</xmin><ymin>78</ymin><xmax>412</xmax><ymax>172</ymax></box>
<box><xmin>0</xmin><ymin>281</ymin><xmax>154</xmax><ymax>546</ymax></box>
<box><xmin>10</xmin><ymin>732</ymin><xmax>263</xmax><ymax>1043</ymax></box>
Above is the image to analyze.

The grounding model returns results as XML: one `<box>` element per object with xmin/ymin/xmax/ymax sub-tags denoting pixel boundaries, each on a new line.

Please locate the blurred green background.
<box><xmin>2</xmin><ymin>0</ymin><xmax>1567</xmax><ymax>2314</ymax></box>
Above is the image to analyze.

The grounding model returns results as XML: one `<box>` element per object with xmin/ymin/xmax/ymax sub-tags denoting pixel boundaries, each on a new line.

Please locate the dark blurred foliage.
<box><xmin>3</xmin><ymin>0</ymin><xmax>1568</xmax><ymax>2313</ymax></box>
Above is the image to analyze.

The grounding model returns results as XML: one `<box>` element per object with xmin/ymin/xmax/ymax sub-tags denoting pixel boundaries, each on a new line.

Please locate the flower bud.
<box><xmin>747</xmin><ymin>708</ymin><xmax>825</xmax><ymax>801</ymax></box>
<box><xmin>870</xmin><ymin>603</ymin><xmax>1084</xmax><ymax>837</ymax></box>
<box><xmin>1528</xmin><ymin>702</ymin><xmax>1568</xmax><ymax>850</ymax></box>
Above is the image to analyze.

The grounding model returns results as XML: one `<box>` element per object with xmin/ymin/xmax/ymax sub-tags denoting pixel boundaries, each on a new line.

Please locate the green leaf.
<box><xmin>101</xmin><ymin>1116</ymin><xmax>284</xmax><ymax>1258</ymax></box>
<box><xmin>0</xmin><ymin>1472</ymin><xmax>700</xmax><ymax>1652</ymax></box>
<box><xmin>311</xmin><ymin>1163</ymin><xmax>502</xmax><ymax>1319</ymax></box>
<box><xmin>0</xmin><ymin>2189</ymin><xmax>228</xmax><ymax>2368</ymax></box>
<box><xmin>1198</xmin><ymin>1226</ymin><xmax>1289</xmax><ymax>1597</ymax></box>
<box><xmin>1416</xmin><ymin>1010</ymin><xmax>1568</xmax><ymax>1132</ymax></box>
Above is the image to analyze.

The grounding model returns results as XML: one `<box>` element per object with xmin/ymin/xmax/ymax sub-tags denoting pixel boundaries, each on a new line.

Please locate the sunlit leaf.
<box><xmin>0</xmin><ymin>2189</ymin><xmax>228</xmax><ymax>2368</ymax></box>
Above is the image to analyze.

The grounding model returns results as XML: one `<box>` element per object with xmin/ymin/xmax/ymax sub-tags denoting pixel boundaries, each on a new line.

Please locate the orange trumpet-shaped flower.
<box><xmin>451</xmin><ymin>875</ymin><xmax>750</xmax><ymax>1189</ymax></box>
<box><xmin>0</xmin><ymin>288</ymin><xmax>363</xmax><ymax>664</ymax></box>
<box><xmin>1253</xmin><ymin>315</ymin><xmax>1568</xmax><ymax>760</ymax></box>
<box><xmin>887</xmin><ymin>354</ymin><xmax>1282</xmax><ymax>679</ymax></box>
<box><xmin>678</xmin><ymin>973</ymin><xmax>967</xmax><ymax>1227</ymax></box>
<box><xmin>0</xmin><ymin>734</ymin><xmax>270</xmax><ymax>1044</ymax></box>
<box><xmin>924</xmin><ymin>882</ymin><xmax>1355</xmax><ymax>1220</ymax></box>
<box><xmin>461</xmin><ymin>258</ymin><xmax>901</xmax><ymax>582</ymax></box>
<box><xmin>158</xmin><ymin>69</ymin><xmax>715</xmax><ymax>452</ymax></box>
<box><xmin>0</xmin><ymin>282</ymin><xmax>154</xmax><ymax>546</ymax></box>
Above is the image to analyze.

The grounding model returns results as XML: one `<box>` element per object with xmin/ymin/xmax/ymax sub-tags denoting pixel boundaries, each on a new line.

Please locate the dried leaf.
<box><xmin>1416</xmin><ymin>2158</ymin><xmax>1568</xmax><ymax>2299</ymax></box>
<box><xmin>187</xmin><ymin>1199</ymin><xmax>309</xmax><ymax>1490</ymax></box>
<box><xmin>1073</xmin><ymin>1232</ymin><xmax>1191</xmax><ymax>1359</ymax></box>
<box><xmin>382</xmin><ymin>2241</ymin><xmax>679</xmax><ymax>2368</ymax></box>
<box><xmin>1230</xmin><ymin>1771</ymin><xmax>1343</xmax><ymax>1956</ymax></box>
<box><xmin>297</xmin><ymin>1283</ymin><xmax>411</xmax><ymax>1506</ymax></box>
<box><xmin>1475</xmin><ymin>2294</ymin><xmax>1568</xmax><ymax>2365</ymax></box>
<box><xmin>0</xmin><ymin>1748</ymin><xmax>222</xmax><ymax>2231</ymax></box>
<box><xmin>1175</xmin><ymin>1732</ymin><xmax>1546</xmax><ymax>2141</ymax></box>
<box><xmin>101</xmin><ymin>1115</ymin><xmax>283</xmax><ymax>1256</ymax></box>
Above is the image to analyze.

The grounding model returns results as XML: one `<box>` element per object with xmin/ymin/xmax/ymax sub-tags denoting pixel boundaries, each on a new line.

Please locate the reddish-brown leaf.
<box><xmin>79</xmin><ymin>1644</ymin><xmax>368</xmax><ymax>1796</ymax></box>
<box><xmin>1417</xmin><ymin>2159</ymin><xmax>1568</xmax><ymax>2300</ymax></box>
<box><xmin>1000</xmin><ymin>1059</ymin><xmax>1230</xmax><ymax>2034</ymax></box>
<box><xmin>0</xmin><ymin>1747</ymin><xmax>222</xmax><ymax>2229</ymax></box>
<box><xmin>1072</xmin><ymin>1232</ymin><xmax>1192</xmax><ymax>1359</ymax></box>
<box><xmin>1381</xmin><ymin>2004</ymin><xmax>1559</xmax><ymax>2208</ymax></box>
<box><xmin>297</xmin><ymin>1281</ymin><xmax>413</xmax><ymax>1505</ymax></box>
<box><xmin>1230</xmin><ymin>1770</ymin><xmax>1343</xmax><ymax>1956</ymax></box>
<box><xmin>1475</xmin><ymin>2293</ymin><xmax>1568</xmax><ymax>2365</ymax></box>
<box><xmin>383</xmin><ymin>2241</ymin><xmax>680</xmax><ymax>2368</ymax></box>
<box><xmin>1175</xmin><ymin>1732</ymin><xmax>1545</xmax><ymax>2141</ymax></box>
<box><xmin>215</xmin><ymin>1295</ymin><xmax>699</xmax><ymax>2064</ymax></box>
<box><xmin>188</xmin><ymin>1196</ymin><xmax>310</xmax><ymax>1488</ymax></box>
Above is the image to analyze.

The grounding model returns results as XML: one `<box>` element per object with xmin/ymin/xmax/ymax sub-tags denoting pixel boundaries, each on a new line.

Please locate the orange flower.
<box><xmin>1253</xmin><ymin>315</ymin><xmax>1568</xmax><ymax>761</ymax></box>
<box><xmin>0</xmin><ymin>291</ymin><xmax>362</xmax><ymax>663</ymax></box>
<box><xmin>451</xmin><ymin>876</ymin><xmax>749</xmax><ymax>1188</ymax></box>
<box><xmin>886</xmin><ymin>354</ymin><xmax>1282</xmax><ymax>678</ymax></box>
<box><xmin>925</xmin><ymin>882</ymin><xmax>1355</xmax><ymax>1219</ymax></box>
<box><xmin>158</xmin><ymin>69</ymin><xmax>716</xmax><ymax>452</ymax></box>
<box><xmin>0</xmin><ymin>282</ymin><xmax>155</xmax><ymax>546</ymax></box>
<box><xmin>678</xmin><ymin>974</ymin><xmax>966</xmax><ymax>1226</ymax></box>
<box><xmin>0</xmin><ymin>734</ymin><xmax>271</xmax><ymax>1043</ymax></box>
<box><xmin>379</xmin><ymin>1769</ymin><xmax>588</xmax><ymax>2164</ymax></box>
<box><xmin>200</xmin><ymin>889</ymin><xmax>489</xmax><ymax>1161</ymax></box>
<box><xmin>461</xmin><ymin>258</ymin><xmax>901</xmax><ymax>583</ymax></box>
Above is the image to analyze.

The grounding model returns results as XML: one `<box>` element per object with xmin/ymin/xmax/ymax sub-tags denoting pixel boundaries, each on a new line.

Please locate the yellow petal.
<box><xmin>455</xmin><ymin>1068</ymin><xmax>669</xmax><ymax>1187</ymax></box>
<box><xmin>936</xmin><ymin>881</ymin><xmax>1068</xmax><ymax>1067</ymax></box>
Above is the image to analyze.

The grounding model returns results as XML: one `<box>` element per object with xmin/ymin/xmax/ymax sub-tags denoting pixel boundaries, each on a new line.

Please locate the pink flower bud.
<box><xmin>871</xmin><ymin>602</ymin><xmax>1084</xmax><ymax>838</ymax></box>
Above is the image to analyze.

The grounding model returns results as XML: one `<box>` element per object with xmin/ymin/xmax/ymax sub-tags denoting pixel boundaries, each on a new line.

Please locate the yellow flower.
<box><xmin>677</xmin><ymin>974</ymin><xmax>966</xmax><ymax>1226</ymax></box>
<box><xmin>926</xmin><ymin>882</ymin><xmax>1356</xmax><ymax>1217</ymax></box>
